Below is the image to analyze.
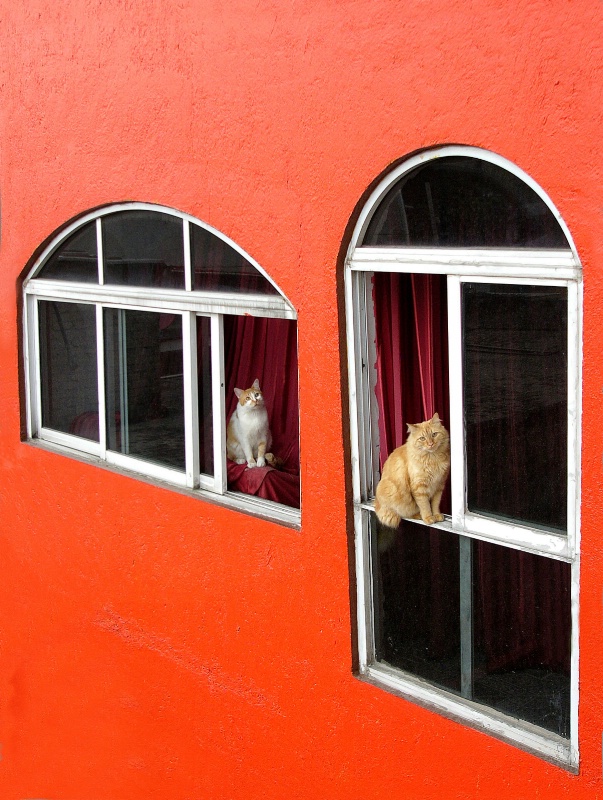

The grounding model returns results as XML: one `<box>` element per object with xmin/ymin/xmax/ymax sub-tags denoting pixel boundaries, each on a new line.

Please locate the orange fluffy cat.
<box><xmin>375</xmin><ymin>413</ymin><xmax>450</xmax><ymax>529</ymax></box>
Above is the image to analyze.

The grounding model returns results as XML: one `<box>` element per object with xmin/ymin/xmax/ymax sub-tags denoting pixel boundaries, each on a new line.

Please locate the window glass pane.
<box><xmin>104</xmin><ymin>309</ymin><xmax>185</xmax><ymax>471</ymax></box>
<box><xmin>102</xmin><ymin>211</ymin><xmax>185</xmax><ymax>289</ymax></box>
<box><xmin>372</xmin><ymin>273</ymin><xmax>450</xmax><ymax>509</ymax></box>
<box><xmin>37</xmin><ymin>222</ymin><xmax>98</xmax><ymax>283</ymax></box>
<box><xmin>38</xmin><ymin>300</ymin><xmax>99</xmax><ymax>440</ymax></box>
<box><xmin>374</xmin><ymin>515</ymin><xmax>461</xmax><ymax>693</ymax></box>
<box><xmin>197</xmin><ymin>316</ymin><xmax>213</xmax><ymax>475</ymax></box>
<box><xmin>363</xmin><ymin>157</ymin><xmax>569</xmax><ymax>249</ymax></box>
<box><xmin>192</xmin><ymin>225</ymin><xmax>278</xmax><ymax>294</ymax></box>
<box><xmin>374</xmin><ymin>520</ymin><xmax>571</xmax><ymax>736</ymax></box>
<box><xmin>473</xmin><ymin>540</ymin><xmax>571</xmax><ymax>737</ymax></box>
<box><xmin>463</xmin><ymin>283</ymin><xmax>567</xmax><ymax>532</ymax></box>
<box><xmin>223</xmin><ymin>315</ymin><xmax>300</xmax><ymax>508</ymax></box>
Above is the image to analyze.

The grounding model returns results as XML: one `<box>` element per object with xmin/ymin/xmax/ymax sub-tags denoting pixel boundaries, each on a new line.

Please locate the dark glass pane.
<box><xmin>463</xmin><ymin>284</ymin><xmax>567</xmax><ymax>532</ymax></box>
<box><xmin>38</xmin><ymin>222</ymin><xmax>98</xmax><ymax>282</ymax></box>
<box><xmin>38</xmin><ymin>301</ymin><xmax>99</xmax><ymax>440</ymax></box>
<box><xmin>197</xmin><ymin>316</ymin><xmax>213</xmax><ymax>475</ymax></box>
<box><xmin>191</xmin><ymin>224</ymin><xmax>278</xmax><ymax>294</ymax></box>
<box><xmin>104</xmin><ymin>309</ymin><xmax>185</xmax><ymax>471</ymax></box>
<box><xmin>374</xmin><ymin>516</ymin><xmax>461</xmax><ymax>693</ymax></box>
<box><xmin>363</xmin><ymin>157</ymin><xmax>568</xmax><ymax>249</ymax></box>
<box><xmin>473</xmin><ymin>540</ymin><xmax>571</xmax><ymax>737</ymax></box>
<box><xmin>103</xmin><ymin>211</ymin><xmax>185</xmax><ymax>288</ymax></box>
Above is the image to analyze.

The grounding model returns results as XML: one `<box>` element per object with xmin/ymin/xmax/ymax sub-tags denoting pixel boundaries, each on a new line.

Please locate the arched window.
<box><xmin>24</xmin><ymin>204</ymin><xmax>300</xmax><ymax>524</ymax></box>
<box><xmin>345</xmin><ymin>147</ymin><xmax>580</xmax><ymax>767</ymax></box>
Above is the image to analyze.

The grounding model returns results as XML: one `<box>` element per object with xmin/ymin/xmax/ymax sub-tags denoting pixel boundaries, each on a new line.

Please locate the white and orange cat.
<box><xmin>226</xmin><ymin>379</ymin><xmax>274</xmax><ymax>468</ymax></box>
<box><xmin>375</xmin><ymin>413</ymin><xmax>450</xmax><ymax>529</ymax></box>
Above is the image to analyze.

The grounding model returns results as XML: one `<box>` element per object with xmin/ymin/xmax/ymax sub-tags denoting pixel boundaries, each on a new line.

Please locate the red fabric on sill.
<box><xmin>226</xmin><ymin>462</ymin><xmax>300</xmax><ymax>508</ymax></box>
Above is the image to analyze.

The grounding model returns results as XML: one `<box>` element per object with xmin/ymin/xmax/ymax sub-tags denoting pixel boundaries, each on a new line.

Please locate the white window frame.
<box><xmin>345</xmin><ymin>146</ymin><xmax>581</xmax><ymax>769</ymax></box>
<box><xmin>23</xmin><ymin>203</ymin><xmax>300</xmax><ymax>528</ymax></box>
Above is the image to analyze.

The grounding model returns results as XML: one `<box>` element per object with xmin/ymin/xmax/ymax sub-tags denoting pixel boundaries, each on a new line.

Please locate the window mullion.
<box><xmin>183</xmin><ymin>310</ymin><xmax>200</xmax><ymax>489</ymax></box>
<box><xmin>447</xmin><ymin>275</ymin><xmax>465</xmax><ymax>528</ymax></box>
<box><xmin>96</xmin><ymin>304</ymin><xmax>107</xmax><ymax>459</ymax></box>
<box><xmin>183</xmin><ymin>219</ymin><xmax>192</xmax><ymax>292</ymax></box>
<box><xmin>351</xmin><ymin>270</ymin><xmax>373</xmax><ymax>501</ymax></box>
<box><xmin>26</xmin><ymin>295</ymin><xmax>42</xmax><ymax>438</ymax></box>
<box><xmin>345</xmin><ymin>268</ymin><xmax>363</xmax><ymax>503</ymax></box>
<box><xmin>364</xmin><ymin>272</ymin><xmax>381</xmax><ymax>498</ymax></box>
<box><xmin>96</xmin><ymin>218</ymin><xmax>104</xmax><ymax>285</ymax></box>
<box><xmin>566</xmin><ymin>281</ymin><xmax>580</xmax><ymax>559</ymax></box>
<box><xmin>117</xmin><ymin>309</ymin><xmax>129</xmax><ymax>454</ymax></box>
<box><xmin>459</xmin><ymin>535</ymin><xmax>474</xmax><ymax>700</ymax></box>
<box><xmin>211</xmin><ymin>314</ymin><xmax>227</xmax><ymax>494</ymax></box>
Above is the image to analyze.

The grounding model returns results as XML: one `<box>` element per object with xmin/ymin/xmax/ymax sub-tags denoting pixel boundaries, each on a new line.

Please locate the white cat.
<box><xmin>226</xmin><ymin>379</ymin><xmax>273</xmax><ymax>468</ymax></box>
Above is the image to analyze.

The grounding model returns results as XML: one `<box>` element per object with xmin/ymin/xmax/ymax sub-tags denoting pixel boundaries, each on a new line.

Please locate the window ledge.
<box><xmin>357</xmin><ymin>501</ymin><xmax>571</xmax><ymax>561</ymax></box>
<box><xmin>25</xmin><ymin>438</ymin><xmax>301</xmax><ymax>531</ymax></box>
<box><xmin>359</xmin><ymin>664</ymin><xmax>577</xmax><ymax>772</ymax></box>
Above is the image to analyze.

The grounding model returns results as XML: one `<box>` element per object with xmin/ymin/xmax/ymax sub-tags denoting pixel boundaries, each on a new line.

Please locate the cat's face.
<box><xmin>234</xmin><ymin>378</ymin><xmax>265</xmax><ymax>408</ymax></box>
<box><xmin>407</xmin><ymin>413</ymin><xmax>449</xmax><ymax>453</ymax></box>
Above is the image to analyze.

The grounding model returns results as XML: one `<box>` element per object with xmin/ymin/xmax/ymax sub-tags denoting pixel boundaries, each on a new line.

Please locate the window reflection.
<box><xmin>463</xmin><ymin>283</ymin><xmax>568</xmax><ymax>532</ymax></box>
<box><xmin>191</xmin><ymin>225</ymin><xmax>278</xmax><ymax>294</ymax></box>
<box><xmin>104</xmin><ymin>309</ymin><xmax>185</xmax><ymax>470</ymax></box>
<box><xmin>197</xmin><ymin>316</ymin><xmax>213</xmax><ymax>475</ymax></box>
<box><xmin>363</xmin><ymin>157</ymin><xmax>569</xmax><ymax>248</ymax></box>
<box><xmin>39</xmin><ymin>300</ymin><xmax>99</xmax><ymax>440</ymax></box>
<box><xmin>103</xmin><ymin>211</ymin><xmax>185</xmax><ymax>289</ymax></box>
<box><xmin>38</xmin><ymin>222</ymin><xmax>99</xmax><ymax>283</ymax></box>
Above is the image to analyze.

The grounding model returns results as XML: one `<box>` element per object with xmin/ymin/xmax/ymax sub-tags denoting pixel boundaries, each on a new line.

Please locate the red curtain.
<box><xmin>373</xmin><ymin>272</ymin><xmax>454</xmax><ymax>658</ymax></box>
<box><xmin>374</xmin><ymin>273</ymin><xmax>449</xmax><ymax>474</ymax></box>
<box><xmin>223</xmin><ymin>316</ymin><xmax>300</xmax><ymax>508</ymax></box>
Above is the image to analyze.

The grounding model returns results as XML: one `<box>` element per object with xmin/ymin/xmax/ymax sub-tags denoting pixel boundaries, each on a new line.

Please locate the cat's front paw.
<box><xmin>422</xmin><ymin>513</ymin><xmax>444</xmax><ymax>524</ymax></box>
<box><xmin>235</xmin><ymin>458</ymin><xmax>247</xmax><ymax>465</ymax></box>
<box><xmin>246</xmin><ymin>459</ymin><xmax>257</xmax><ymax>468</ymax></box>
<box><xmin>256</xmin><ymin>456</ymin><xmax>266</xmax><ymax>467</ymax></box>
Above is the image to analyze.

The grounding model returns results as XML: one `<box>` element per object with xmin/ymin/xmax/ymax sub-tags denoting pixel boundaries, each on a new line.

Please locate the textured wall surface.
<box><xmin>0</xmin><ymin>1</ymin><xmax>602</xmax><ymax>797</ymax></box>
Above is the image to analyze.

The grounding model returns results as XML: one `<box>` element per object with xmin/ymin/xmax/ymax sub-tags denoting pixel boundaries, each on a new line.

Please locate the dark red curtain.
<box><xmin>373</xmin><ymin>272</ymin><xmax>454</xmax><ymax>658</ymax></box>
<box><xmin>223</xmin><ymin>315</ymin><xmax>300</xmax><ymax>508</ymax></box>
<box><xmin>374</xmin><ymin>273</ymin><xmax>449</xmax><ymax>475</ymax></box>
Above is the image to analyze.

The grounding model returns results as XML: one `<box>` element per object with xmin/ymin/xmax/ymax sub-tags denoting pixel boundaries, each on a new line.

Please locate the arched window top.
<box><xmin>23</xmin><ymin>202</ymin><xmax>300</xmax><ymax>525</ymax></box>
<box><xmin>30</xmin><ymin>203</ymin><xmax>285</xmax><ymax>300</ymax></box>
<box><xmin>354</xmin><ymin>148</ymin><xmax>574</xmax><ymax>253</ymax></box>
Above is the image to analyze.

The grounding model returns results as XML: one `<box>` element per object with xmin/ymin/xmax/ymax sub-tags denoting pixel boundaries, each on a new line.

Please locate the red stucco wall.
<box><xmin>1</xmin><ymin>1</ymin><xmax>603</xmax><ymax>797</ymax></box>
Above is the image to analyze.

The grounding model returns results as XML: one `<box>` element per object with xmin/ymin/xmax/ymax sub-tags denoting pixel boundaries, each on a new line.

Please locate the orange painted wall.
<box><xmin>1</xmin><ymin>1</ymin><xmax>603</xmax><ymax>797</ymax></box>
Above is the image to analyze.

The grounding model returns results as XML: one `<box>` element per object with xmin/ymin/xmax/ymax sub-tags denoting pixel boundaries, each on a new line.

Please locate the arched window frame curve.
<box><xmin>349</xmin><ymin>144</ymin><xmax>580</xmax><ymax>260</ymax></box>
<box><xmin>344</xmin><ymin>146</ymin><xmax>581</xmax><ymax>768</ymax></box>
<box><xmin>23</xmin><ymin>202</ymin><xmax>300</xmax><ymax>527</ymax></box>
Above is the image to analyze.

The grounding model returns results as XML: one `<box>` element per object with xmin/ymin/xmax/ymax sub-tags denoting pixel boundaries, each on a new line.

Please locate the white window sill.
<box><xmin>359</xmin><ymin>663</ymin><xmax>577</xmax><ymax>772</ymax></box>
<box><xmin>358</xmin><ymin>501</ymin><xmax>572</xmax><ymax>561</ymax></box>
<box><xmin>25</xmin><ymin>438</ymin><xmax>301</xmax><ymax>530</ymax></box>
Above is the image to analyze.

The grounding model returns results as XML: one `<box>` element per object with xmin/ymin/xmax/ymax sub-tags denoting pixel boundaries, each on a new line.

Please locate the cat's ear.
<box><xmin>407</xmin><ymin>422</ymin><xmax>418</xmax><ymax>433</ymax></box>
<box><xmin>234</xmin><ymin>387</ymin><xmax>243</xmax><ymax>399</ymax></box>
<box><xmin>252</xmin><ymin>378</ymin><xmax>260</xmax><ymax>390</ymax></box>
<box><xmin>431</xmin><ymin>412</ymin><xmax>441</xmax><ymax>423</ymax></box>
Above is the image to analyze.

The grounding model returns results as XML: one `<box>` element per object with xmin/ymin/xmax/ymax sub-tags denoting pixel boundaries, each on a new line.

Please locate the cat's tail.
<box><xmin>374</xmin><ymin>500</ymin><xmax>400</xmax><ymax>553</ymax></box>
<box><xmin>374</xmin><ymin>498</ymin><xmax>401</xmax><ymax>530</ymax></box>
